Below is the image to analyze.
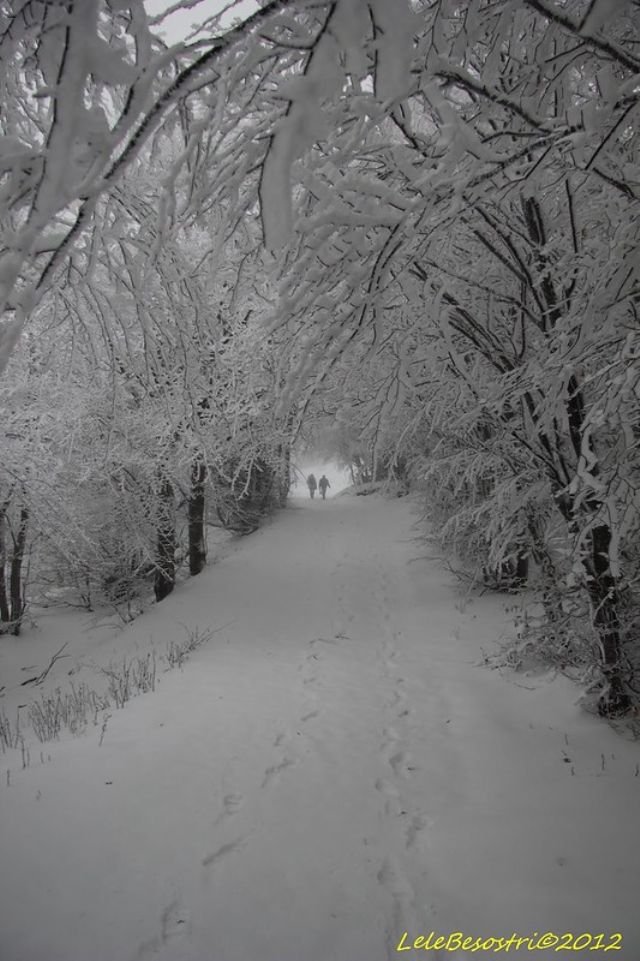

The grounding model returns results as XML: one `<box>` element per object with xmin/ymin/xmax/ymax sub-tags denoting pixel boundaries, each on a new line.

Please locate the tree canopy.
<box><xmin>1</xmin><ymin>0</ymin><xmax>639</xmax><ymax>716</ymax></box>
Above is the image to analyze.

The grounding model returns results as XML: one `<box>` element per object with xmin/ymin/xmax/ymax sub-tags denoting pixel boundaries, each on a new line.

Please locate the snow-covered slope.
<box><xmin>1</xmin><ymin>496</ymin><xmax>638</xmax><ymax>961</ymax></box>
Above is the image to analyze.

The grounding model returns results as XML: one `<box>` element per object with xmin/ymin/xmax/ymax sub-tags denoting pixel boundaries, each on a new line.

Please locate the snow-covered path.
<box><xmin>1</xmin><ymin>496</ymin><xmax>639</xmax><ymax>961</ymax></box>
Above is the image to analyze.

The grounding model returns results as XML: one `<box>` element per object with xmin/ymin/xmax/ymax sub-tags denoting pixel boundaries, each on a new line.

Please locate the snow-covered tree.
<box><xmin>2</xmin><ymin>0</ymin><xmax>639</xmax><ymax>717</ymax></box>
<box><xmin>263</xmin><ymin>0</ymin><xmax>640</xmax><ymax>715</ymax></box>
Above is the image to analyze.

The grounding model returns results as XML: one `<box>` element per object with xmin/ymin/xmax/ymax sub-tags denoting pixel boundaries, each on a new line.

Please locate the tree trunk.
<box><xmin>584</xmin><ymin>523</ymin><xmax>630</xmax><ymax>717</ymax></box>
<box><xmin>9</xmin><ymin>506</ymin><xmax>29</xmax><ymax>636</ymax></box>
<box><xmin>502</xmin><ymin>551</ymin><xmax>529</xmax><ymax>589</ymax></box>
<box><xmin>515</xmin><ymin>552</ymin><xmax>529</xmax><ymax>585</ymax></box>
<box><xmin>553</xmin><ymin>491</ymin><xmax>629</xmax><ymax>715</ymax></box>
<box><xmin>0</xmin><ymin>508</ymin><xmax>10</xmax><ymax>627</ymax></box>
<box><xmin>154</xmin><ymin>475</ymin><xmax>176</xmax><ymax>602</ymax></box>
<box><xmin>561</xmin><ymin>383</ymin><xmax>628</xmax><ymax>714</ymax></box>
<box><xmin>500</xmin><ymin>194</ymin><xmax>629</xmax><ymax>714</ymax></box>
<box><xmin>188</xmin><ymin>457</ymin><xmax>207</xmax><ymax>576</ymax></box>
<box><xmin>277</xmin><ymin>442</ymin><xmax>291</xmax><ymax>508</ymax></box>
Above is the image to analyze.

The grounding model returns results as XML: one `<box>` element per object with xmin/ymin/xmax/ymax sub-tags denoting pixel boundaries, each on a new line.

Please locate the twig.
<box><xmin>20</xmin><ymin>644</ymin><xmax>70</xmax><ymax>687</ymax></box>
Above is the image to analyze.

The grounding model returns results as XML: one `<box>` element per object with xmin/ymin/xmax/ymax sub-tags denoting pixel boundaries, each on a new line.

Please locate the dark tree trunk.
<box><xmin>585</xmin><ymin>524</ymin><xmax>630</xmax><ymax>717</ymax></box>
<box><xmin>484</xmin><ymin>551</ymin><xmax>529</xmax><ymax>591</ymax></box>
<box><xmin>9</xmin><ymin>506</ymin><xmax>29</xmax><ymax>636</ymax></box>
<box><xmin>188</xmin><ymin>457</ymin><xmax>207</xmax><ymax>576</ymax></box>
<box><xmin>507</xmin><ymin>551</ymin><xmax>529</xmax><ymax>588</ymax></box>
<box><xmin>553</xmin><ymin>491</ymin><xmax>629</xmax><ymax>715</ymax></box>
<box><xmin>277</xmin><ymin>409</ymin><xmax>295</xmax><ymax>508</ymax></box>
<box><xmin>523</xmin><ymin>198</ymin><xmax>626</xmax><ymax>712</ymax></box>
<box><xmin>0</xmin><ymin>508</ymin><xmax>10</xmax><ymax>627</ymax></box>
<box><xmin>516</xmin><ymin>553</ymin><xmax>529</xmax><ymax>584</ymax></box>
<box><xmin>462</xmin><ymin>193</ymin><xmax>631</xmax><ymax>715</ymax></box>
<box><xmin>154</xmin><ymin>475</ymin><xmax>176</xmax><ymax>602</ymax></box>
<box><xmin>557</xmin><ymin>377</ymin><xmax>628</xmax><ymax>715</ymax></box>
<box><xmin>562</xmin><ymin>380</ymin><xmax>629</xmax><ymax>713</ymax></box>
<box><xmin>277</xmin><ymin>443</ymin><xmax>291</xmax><ymax>508</ymax></box>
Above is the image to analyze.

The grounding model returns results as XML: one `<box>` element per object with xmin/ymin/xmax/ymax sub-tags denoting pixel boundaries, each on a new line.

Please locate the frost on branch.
<box><xmin>368</xmin><ymin>0</ymin><xmax>419</xmax><ymax>103</ymax></box>
<box><xmin>259</xmin><ymin>0</ymin><xmax>416</xmax><ymax>250</ymax></box>
<box><xmin>0</xmin><ymin>0</ymin><xmax>302</xmax><ymax>370</ymax></box>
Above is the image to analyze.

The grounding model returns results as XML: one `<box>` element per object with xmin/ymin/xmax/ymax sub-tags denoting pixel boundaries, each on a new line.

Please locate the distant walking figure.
<box><xmin>307</xmin><ymin>473</ymin><xmax>317</xmax><ymax>499</ymax></box>
<box><xmin>319</xmin><ymin>475</ymin><xmax>330</xmax><ymax>500</ymax></box>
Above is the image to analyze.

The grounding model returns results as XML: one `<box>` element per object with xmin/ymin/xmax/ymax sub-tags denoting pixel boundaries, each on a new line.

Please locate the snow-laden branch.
<box><xmin>0</xmin><ymin>0</ymin><xmax>314</xmax><ymax>373</ymax></box>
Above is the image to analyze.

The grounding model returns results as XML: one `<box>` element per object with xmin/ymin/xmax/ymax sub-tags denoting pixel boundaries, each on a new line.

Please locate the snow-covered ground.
<box><xmin>0</xmin><ymin>495</ymin><xmax>638</xmax><ymax>961</ymax></box>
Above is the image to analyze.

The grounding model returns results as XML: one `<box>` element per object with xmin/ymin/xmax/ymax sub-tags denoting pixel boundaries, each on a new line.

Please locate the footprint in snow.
<box><xmin>201</xmin><ymin>837</ymin><xmax>245</xmax><ymax>868</ymax></box>
<box><xmin>389</xmin><ymin>750</ymin><xmax>413</xmax><ymax>777</ymax></box>
<box><xmin>134</xmin><ymin>937</ymin><xmax>160</xmax><ymax>961</ymax></box>
<box><xmin>222</xmin><ymin>793</ymin><xmax>244</xmax><ymax>815</ymax></box>
<box><xmin>405</xmin><ymin>813</ymin><xmax>431</xmax><ymax>850</ymax></box>
<box><xmin>376</xmin><ymin>856</ymin><xmax>417</xmax><ymax>902</ymax></box>
<box><xmin>374</xmin><ymin>776</ymin><xmax>402</xmax><ymax>813</ymax></box>
<box><xmin>261</xmin><ymin>757</ymin><xmax>295</xmax><ymax>788</ymax></box>
<box><xmin>213</xmin><ymin>792</ymin><xmax>245</xmax><ymax>826</ymax></box>
<box><xmin>381</xmin><ymin>725</ymin><xmax>400</xmax><ymax>748</ymax></box>
<box><xmin>133</xmin><ymin>898</ymin><xmax>189</xmax><ymax>959</ymax></box>
<box><xmin>160</xmin><ymin>899</ymin><xmax>190</xmax><ymax>942</ymax></box>
<box><xmin>375</xmin><ymin>776</ymin><xmax>400</xmax><ymax>798</ymax></box>
<box><xmin>376</xmin><ymin>857</ymin><xmax>423</xmax><ymax>960</ymax></box>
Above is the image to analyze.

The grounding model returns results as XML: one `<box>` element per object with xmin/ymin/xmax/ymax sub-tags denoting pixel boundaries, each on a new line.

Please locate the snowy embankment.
<box><xmin>0</xmin><ymin>495</ymin><xmax>638</xmax><ymax>961</ymax></box>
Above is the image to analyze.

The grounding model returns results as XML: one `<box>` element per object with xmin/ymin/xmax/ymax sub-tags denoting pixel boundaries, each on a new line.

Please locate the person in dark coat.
<box><xmin>307</xmin><ymin>473</ymin><xmax>317</xmax><ymax>499</ymax></box>
<box><xmin>319</xmin><ymin>475</ymin><xmax>330</xmax><ymax>500</ymax></box>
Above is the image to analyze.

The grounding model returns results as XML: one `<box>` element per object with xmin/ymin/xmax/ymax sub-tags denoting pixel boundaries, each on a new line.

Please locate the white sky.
<box><xmin>145</xmin><ymin>0</ymin><xmax>261</xmax><ymax>44</ymax></box>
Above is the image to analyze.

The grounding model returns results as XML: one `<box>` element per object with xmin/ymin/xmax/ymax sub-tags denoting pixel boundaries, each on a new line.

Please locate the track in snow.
<box><xmin>1</xmin><ymin>495</ymin><xmax>639</xmax><ymax>961</ymax></box>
